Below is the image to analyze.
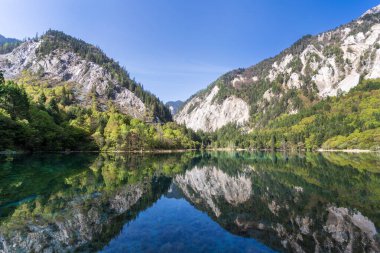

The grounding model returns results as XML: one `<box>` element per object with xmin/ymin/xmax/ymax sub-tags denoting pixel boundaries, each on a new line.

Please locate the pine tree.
<box><xmin>38</xmin><ymin>92</ymin><xmax>47</xmax><ymax>107</ymax></box>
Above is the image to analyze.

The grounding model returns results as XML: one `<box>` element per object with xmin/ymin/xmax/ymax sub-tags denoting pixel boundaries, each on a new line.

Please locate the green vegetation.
<box><xmin>2</xmin><ymin>71</ymin><xmax>379</xmax><ymax>152</ymax></box>
<box><xmin>0</xmin><ymin>72</ymin><xmax>199</xmax><ymax>152</ymax></box>
<box><xmin>202</xmin><ymin>79</ymin><xmax>380</xmax><ymax>151</ymax></box>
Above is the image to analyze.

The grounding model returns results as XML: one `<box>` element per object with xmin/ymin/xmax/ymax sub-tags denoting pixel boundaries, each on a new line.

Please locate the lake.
<box><xmin>0</xmin><ymin>152</ymin><xmax>379</xmax><ymax>252</ymax></box>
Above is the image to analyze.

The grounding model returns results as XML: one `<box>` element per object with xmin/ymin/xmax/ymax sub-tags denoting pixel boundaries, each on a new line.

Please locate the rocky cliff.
<box><xmin>175</xmin><ymin>86</ymin><xmax>250</xmax><ymax>132</ymax></box>
<box><xmin>176</xmin><ymin>4</ymin><xmax>380</xmax><ymax>131</ymax></box>
<box><xmin>0</xmin><ymin>30</ymin><xmax>171</xmax><ymax>121</ymax></box>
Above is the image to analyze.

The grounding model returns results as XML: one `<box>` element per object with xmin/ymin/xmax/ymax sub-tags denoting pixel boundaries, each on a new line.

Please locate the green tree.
<box><xmin>0</xmin><ymin>81</ymin><xmax>29</xmax><ymax>119</ymax></box>
<box><xmin>38</xmin><ymin>92</ymin><xmax>47</xmax><ymax>107</ymax></box>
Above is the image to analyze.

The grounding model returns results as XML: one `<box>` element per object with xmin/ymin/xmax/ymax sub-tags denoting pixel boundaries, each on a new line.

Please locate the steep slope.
<box><xmin>176</xmin><ymin>4</ymin><xmax>380</xmax><ymax>132</ymax></box>
<box><xmin>214</xmin><ymin>78</ymin><xmax>380</xmax><ymax>151</ymax></box>
<box><xmin>0</xmin><ymin>30</ymin><xmax>171</xmax><ymax>121</ymax></box>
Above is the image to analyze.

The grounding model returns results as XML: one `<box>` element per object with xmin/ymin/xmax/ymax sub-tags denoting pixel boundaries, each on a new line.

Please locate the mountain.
<box><xmin>0</xmin><ymin>34</ymin><xmax>20</xmax><ymax>45</ymax></box>
<box><xmin>165</xmin><ymin>100</ymin><xmax>183</xmax><ymax>115</ymax></box>
<box><xmin>175</xmin><ymin>4</ymin><xmax>380</xmax><ymax>132</ymax></box>
<box><xmin>0</xmin><ymin>34</ymin><xmax>21</xmax><ymax>54</ymax></box>
<box><xmin>0</xmin><ymin>30</ymin><xmax>171</xmax><ymax>122</ymax></box>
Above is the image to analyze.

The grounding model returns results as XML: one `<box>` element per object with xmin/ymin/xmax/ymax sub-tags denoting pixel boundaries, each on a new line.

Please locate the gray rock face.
<box><xmin>175</xmin><ymin>86</ymin><xmax>250</xmax><ymax>132</ymax></box>
<box><xmin>0</xmin><ymin>39</ymin><xmax>146</xmax><ymax>118</ymax></box>
<box><xmin>176</xmin><ymin>4</ymin><xmax>380</xmax><ymax>132</ymax></box>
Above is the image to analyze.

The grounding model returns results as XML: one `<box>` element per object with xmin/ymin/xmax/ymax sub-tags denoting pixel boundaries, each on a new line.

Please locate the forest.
<box><xmin>1</xmin><ymin>69</ymin><xmax>379</xmax><ymax>152</ymax></box>
<box><xmin>203</xmin><ymin>79</ymin><xmax>380</xmax><ymax>151</ymax></box>
<box><xmin>0</xmin><ymin>72</ymin><xmax>199</xmax><ymax>152</ymax></box>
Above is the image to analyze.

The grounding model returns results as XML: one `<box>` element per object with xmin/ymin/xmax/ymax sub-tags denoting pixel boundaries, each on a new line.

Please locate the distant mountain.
<box><xmin>0</xmin><ymin>30</ymin><xmax>172</xmax><ymax>122</ymax></box>
<box><xmin>165</xmin><ymin>100</ymin><xmax>183</xmax><ymax>115</ymax></box>
<box><xmin>175</xmin><ymin>4</ymin><xmax>380</xmax><ymax>132</ymax></box>
<box><xmin>0</xmin><ymin>34</ymin><xmax>19</xmax><ymax>44</ymax></box>
<box><xmin>0</xmin><ymin>34</ymin><xmax>21</xmax><ymax>54</ymax></box>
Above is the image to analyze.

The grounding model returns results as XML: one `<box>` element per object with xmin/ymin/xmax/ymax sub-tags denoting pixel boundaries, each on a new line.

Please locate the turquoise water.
<box><xmin>0</xmin><ymin>152</ymin><xmax>379</xmax><ymax>252</ymax></box>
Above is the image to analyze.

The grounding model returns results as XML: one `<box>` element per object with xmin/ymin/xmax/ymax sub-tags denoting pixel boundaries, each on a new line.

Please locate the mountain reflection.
<box><xmin>174</xmin><ymin>152</ymin><xmax>380</xmax><ymax>253</ymax></box>
<box><xmin>175</xmin><ymin>166</ymin><xmax>252</xmax><ymax>217</ymax></box>
<box><xmin>0</xmin><ymin>153</ymin><xmax>194</xmax><ymax>252</ymax></box>
<box><xmin>0</xmin><ymin>152</ymin><xmax>379</xmax><ymax>252</ymax></box>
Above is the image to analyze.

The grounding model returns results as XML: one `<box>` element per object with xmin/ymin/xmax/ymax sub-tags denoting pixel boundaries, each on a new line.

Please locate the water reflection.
<box><xmin>175</xmin><ymin>165</ymin><xmax>252</xmax><ymax>217</ymax></box>
<box><xmin>0</xmin><ymin>152</ymin><xmax>379</xmax><ymax>252</ymax></box>
<box><xmin>0</xmin><ymin>153</ymin><xmax>194</xmax><ymax>252</ymax></box>
<box><xmin>174</xmin><ymin>152</ymin><xmax>380</xmax><ymax>252</ymax></box>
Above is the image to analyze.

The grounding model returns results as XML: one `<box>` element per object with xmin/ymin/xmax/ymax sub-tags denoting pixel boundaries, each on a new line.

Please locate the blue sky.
<box><xmin>0</xmin><ymin>0</ymin><xmax>379</xmax><ymax>102</ymax></box>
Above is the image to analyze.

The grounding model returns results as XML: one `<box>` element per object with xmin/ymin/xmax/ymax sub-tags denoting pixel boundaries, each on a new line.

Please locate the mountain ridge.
<box><xmin>361</xmin><ymin>4</ymin><xmax>380</xmax><ymax>18</ymax></box>
<box><xmin>175</xmin><ymin>5</ymin><xmax>380</xmax><ymax>132</ymax></box>
<box><xmin>0</xmin><ymin>30</ymin><xmax>172</xmax><ymax>122</ymax></box>
<box><xmin>0</xmin><ymin>34</ymin><xmax>20</xmax><ymax>45</ymax></box>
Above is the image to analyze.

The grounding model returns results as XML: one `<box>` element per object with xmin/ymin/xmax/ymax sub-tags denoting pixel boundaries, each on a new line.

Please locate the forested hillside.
<box><xmin>0</xmin><ymin>72</ymin><xmax>199</xmax><ymax>152</ymax></box>
<box><xmin>1</xmin><ymin>71</ymin><xmax>379</xmax><ymax>152</ymax></box>
<box><xmin>202</xmin><ymin>79</ymin><xmax>380</xmax><ymax>151</ymax></box>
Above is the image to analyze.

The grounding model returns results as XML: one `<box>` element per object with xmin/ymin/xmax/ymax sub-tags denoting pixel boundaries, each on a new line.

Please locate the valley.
<box><xmin>1</xmin><ymin>2</ymin><xmax>380</xmax><ymax>253</ymax></box>
<box><xmin>1</xmin><ymin>6</ymin><xmax>380</xmax><ymax>152</ymax></box>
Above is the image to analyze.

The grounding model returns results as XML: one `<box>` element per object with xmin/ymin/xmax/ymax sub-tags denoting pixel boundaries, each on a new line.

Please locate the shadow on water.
<box><xmin>0</xmin><ymin>151</ymin><xmax>379</xmax><ymax>252</ymax></box>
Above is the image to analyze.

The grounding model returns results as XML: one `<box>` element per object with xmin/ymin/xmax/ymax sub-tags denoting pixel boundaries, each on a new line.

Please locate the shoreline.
<box><xmin>316</xmin><ymin>149</ymin><xmax>378</xmax><ymax>153</ymax></box>
<box><xmin>0</xmin><ymin>149</ymin><xmax>199</xmax><ymax>155</ymax></box>
<box><xmin>1</xmin><ymin>148</ymin><xmax>379</xmax><ymax>155</ymax></box>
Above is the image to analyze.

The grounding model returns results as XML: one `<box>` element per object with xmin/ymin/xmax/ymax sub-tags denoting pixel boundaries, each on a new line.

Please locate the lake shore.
<box><xmin>317</xmin><ymin>148</ymin><xmax>379</xmax><ymax>153</ymax></box>
<box><xmin>2</xmin><ymin>148</ymin><xmax>379</xmax><ymax>155</ymax></box>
